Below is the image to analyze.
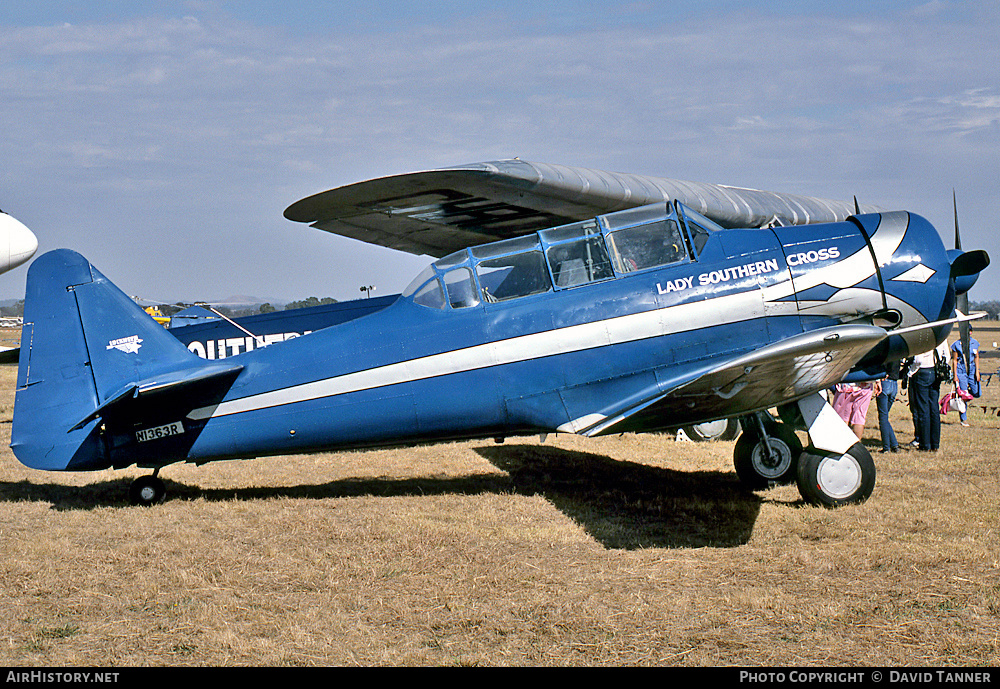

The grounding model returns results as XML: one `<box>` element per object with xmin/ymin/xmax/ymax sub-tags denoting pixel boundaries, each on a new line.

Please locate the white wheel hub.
<box><xmin>692</xmin><ymin>419</ymin><xmax>728</xmax><ymax>438</ymax></box>
<box><xmin>816</xmin><ymin>453</ymin><xmax>862</xmax><ymax>499</ymax></box>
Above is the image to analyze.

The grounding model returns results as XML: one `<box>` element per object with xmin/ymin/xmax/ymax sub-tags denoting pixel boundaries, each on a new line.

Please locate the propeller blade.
<box><xmin>854</xmin><ymin>196</ymin><xmax>860</xmax><ymax>215</ymax></box>
<box><xmin>953</xmin><ymin>189</ymin><xmax>962</xmax><ymax>251</ymax></box>
<box><xmin>952</xmin><ymin>191</ymin><xmax>971</xmax><ymax>373</ymax></box>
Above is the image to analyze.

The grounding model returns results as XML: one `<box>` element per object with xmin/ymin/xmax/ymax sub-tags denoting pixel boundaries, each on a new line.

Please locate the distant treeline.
<box><xmin>227</xmin><ymin>296</ymin><xmax>339</xmax><ymax>318</ymax></box>
<box><xmin>970</xmin><ymin>301</ymin><xmax>1000</xmax><ymax>320</ymax></box>
<box><xmin>0</xmin><ymin>300</ymin><xmax>23</xmax><ymax>318</ymax></box>
<box><xmin>280</xmin><ymin>296</ymin><xmax>339</xmax><ymax>311</ymax></box>
<box><xmin>171</xmin><ymin>296</ymin><xmax>340</xmax><ymax>319</ymax></box>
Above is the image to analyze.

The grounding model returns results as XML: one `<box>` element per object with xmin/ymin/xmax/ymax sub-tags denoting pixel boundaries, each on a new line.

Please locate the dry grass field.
<box><xmin>1</xmin><ymin>325</ymin><xmax>998</xmax><ymax>667</ymax></box>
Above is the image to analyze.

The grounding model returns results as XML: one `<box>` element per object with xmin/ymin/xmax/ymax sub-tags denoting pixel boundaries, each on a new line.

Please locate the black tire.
<box><xmin>129</xmin><ymin>475</ymin><xmax>166</xmax><ymax>506</ymax></box>
<box><xmin>733</xmin><ymin>423</ymin><xmax>802</xmax><ymax>489</ymax></box>
<box><xmin>795</xmin><ymin>443</ymin><xmax>876</xmax><ymax>507</ymax></box>
<box><xmin>683</xmin><ymin>418</ymin><xmax>742</xmax><ymax>441</ymax></box>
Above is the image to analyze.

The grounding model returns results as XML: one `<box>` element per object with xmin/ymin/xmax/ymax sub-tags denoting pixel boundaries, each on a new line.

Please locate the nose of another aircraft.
<box><xmin>0</xmin><ymin>210</ymin><xmax>39</xmax><ymax>273</ymax></box>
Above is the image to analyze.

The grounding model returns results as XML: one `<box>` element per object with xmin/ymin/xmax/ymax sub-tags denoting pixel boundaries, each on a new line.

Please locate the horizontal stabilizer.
<box><xmin>71</xmin><ymin>360</ymin><xmax>243</xmax><ymax>431</ymax></box>
<box><xmin>12</xmin><ymin>250</ymin><xmax>242</xmax><ymax>471</ymax></box>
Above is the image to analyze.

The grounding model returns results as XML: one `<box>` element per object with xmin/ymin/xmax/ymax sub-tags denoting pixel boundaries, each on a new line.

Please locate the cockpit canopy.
<box><xmin>402</xmin><ymin>201</ymin><xmax>721</xmax><ymax>309</ymax></box>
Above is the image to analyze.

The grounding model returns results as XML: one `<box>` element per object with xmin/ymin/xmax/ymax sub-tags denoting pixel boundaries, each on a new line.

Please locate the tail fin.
<box><xmin>12</xmin><ymin>250</ymin><xmax>241</xmax><ymax>471</ymax></box>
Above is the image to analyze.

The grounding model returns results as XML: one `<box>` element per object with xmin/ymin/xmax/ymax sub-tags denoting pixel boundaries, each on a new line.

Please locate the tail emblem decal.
<box><xmin>107</xmin><ymin>335</ymin><xmax>143</xmax><ymax>354</ymax></box>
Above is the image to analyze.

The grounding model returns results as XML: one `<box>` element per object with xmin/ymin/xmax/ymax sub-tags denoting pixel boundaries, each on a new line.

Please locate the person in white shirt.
<box><xmin>910</xmin><ymin>340</ymin><xmax>950</xmax><ymax>451</ymax></box>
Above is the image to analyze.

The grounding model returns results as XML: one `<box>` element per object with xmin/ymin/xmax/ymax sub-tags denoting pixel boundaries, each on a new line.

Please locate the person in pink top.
<box><xmin>831</xmin><ymin>381</ymin><xmax>875</xmax><ymax>439</ymax></box>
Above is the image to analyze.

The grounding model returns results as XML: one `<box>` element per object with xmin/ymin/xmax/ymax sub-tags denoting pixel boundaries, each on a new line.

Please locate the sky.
<box><xmin>1</xmin><ymin>0</ymin><xmax>998</xmax><ymax>305</ymax></box>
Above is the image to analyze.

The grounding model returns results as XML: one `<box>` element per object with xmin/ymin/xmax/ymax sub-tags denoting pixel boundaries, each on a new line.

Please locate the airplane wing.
<box><xmin>284</xmin><ymin>160</ymin><xmax>880</xmax><ymax>258</ymax></box>
<box><xmin>564</xmin><ymin>324</ymin><xmax>888</xmax><ymax>437</ymax></box>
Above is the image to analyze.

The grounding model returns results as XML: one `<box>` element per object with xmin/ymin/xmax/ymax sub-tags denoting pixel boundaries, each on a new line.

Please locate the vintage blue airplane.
<box><xmin>10</xmin><ymin>161</ymin><xmax>989</xmax><ymax>508</ymax></box>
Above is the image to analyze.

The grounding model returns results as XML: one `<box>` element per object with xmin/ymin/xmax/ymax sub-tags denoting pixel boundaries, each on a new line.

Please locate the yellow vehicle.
<box><xmin>143</xmin><ymin>305</ymin><xmax>171</xmax><ymax>326</ymax></box>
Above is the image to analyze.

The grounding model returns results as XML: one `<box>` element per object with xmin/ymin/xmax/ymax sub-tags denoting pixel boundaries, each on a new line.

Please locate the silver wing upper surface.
<box><xmin>285</xmin><ymin>160</ymin><xmax>880</xmax><ymax>257</ymax></box>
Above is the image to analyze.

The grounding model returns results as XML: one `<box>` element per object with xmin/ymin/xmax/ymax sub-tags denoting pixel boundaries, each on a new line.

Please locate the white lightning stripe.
<box><xmin>188</xmin><ymin>287</ymin><xmax>768</xmax><ymax>421</ymax></box>
<box><xmin>761</xmin><ymin>211</ymin><xmax>908</xmax><ymax>303</ymax></box>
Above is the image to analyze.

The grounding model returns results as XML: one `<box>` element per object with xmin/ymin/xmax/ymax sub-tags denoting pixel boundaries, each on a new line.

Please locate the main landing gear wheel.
<box><xmin>682</xmin><ymin>418</ymin><xmax>742</xmax><ymax>441</ymax></box>
<box><xmin>733</xmin><ymin>420</ymin><xmax>802</xmax><ymax>490</ymax></box>
<box><xmin>129</xmin><ymin>473</ymin><xmax>166</xmax><ymax>507</ymax></box>
<box><xmin>796</xmin><ymin>443</ymin><xmax>876</xmax><ymax>507</ymax></box>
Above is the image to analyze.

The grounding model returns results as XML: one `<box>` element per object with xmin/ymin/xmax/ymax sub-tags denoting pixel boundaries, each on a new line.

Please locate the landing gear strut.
<box><xmin>733</xmin><ymin>392</ymin><xmax>877</xmax><ymax>507</ymax></box>
<box><xmin>129</xmin><ymin>469</ymin><xmax>166</xmax><ymax>506</ymax></box>
<box><xmin>792</xmin><ymin>392</ymin><xmax>876</xmax><ymax>507</ymax></box>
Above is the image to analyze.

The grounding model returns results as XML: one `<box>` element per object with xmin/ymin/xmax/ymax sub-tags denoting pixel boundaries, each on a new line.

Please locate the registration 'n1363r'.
<box><xmin>136</xmin><ymin>422</ymin><xmax>185</xmax><ymax>443</ymax></box>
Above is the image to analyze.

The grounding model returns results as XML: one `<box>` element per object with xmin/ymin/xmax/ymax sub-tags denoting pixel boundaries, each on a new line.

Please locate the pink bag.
<box><xmin>940</xmin><ymin>389</ymin><xmax>968</xmax><ymax>415</ymax></box>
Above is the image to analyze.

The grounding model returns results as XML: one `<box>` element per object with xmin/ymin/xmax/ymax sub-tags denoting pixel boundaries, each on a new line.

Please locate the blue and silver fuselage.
<box><xmin>138</xmin><ymin>205</ymin><xmax>949</xmax><ymax>465</ymax></box>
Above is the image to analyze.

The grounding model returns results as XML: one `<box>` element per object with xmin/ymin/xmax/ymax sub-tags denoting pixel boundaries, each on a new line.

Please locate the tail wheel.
<box><xmin>733</xmin><ymin>423</ymin><xmax>802</xmax><ymax>489</ymax></box>
<box><xmin>129</xmin><ymin>475</ymin><xmax>166</xmax><ymax>506</ymax></box>
<box><xmin>796</xmin><ymin>443</ymin><xmax>876</xmax><ymax>507</ymax></box>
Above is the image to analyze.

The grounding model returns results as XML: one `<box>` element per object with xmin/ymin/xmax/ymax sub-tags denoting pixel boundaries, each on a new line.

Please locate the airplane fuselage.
<box><xmin>73</xmin><ymin>204</ymin><xmax>952</xmax><ymax>471</ymax></box>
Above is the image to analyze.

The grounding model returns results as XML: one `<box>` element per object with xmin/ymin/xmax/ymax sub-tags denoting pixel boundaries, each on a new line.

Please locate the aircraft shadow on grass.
<box><xmin>476</xmin><ymin>444</ymin><xmax>762</xmax><ymax>549</ymax></box>
<box><xmin>1</xmin><ymin>445</ymin><xmax>763</xmax><ymax>549</ymax></box>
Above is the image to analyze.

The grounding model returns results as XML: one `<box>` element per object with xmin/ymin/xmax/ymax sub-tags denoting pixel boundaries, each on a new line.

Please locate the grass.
<box><xmin>0</xmin><ymin>326</ymin><xmax>998</xmax><ymax>666</ymax></box>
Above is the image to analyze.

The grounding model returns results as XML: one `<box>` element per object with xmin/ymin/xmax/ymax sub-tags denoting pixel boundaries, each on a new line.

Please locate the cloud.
<box><xmin>1</xmin><ymin>4</ymin><xmax>997</xmax><ymax>301</ymax></box>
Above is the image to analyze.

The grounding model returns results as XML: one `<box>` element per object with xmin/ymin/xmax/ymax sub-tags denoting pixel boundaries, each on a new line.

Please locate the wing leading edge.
<box><xmin>285</xmin><ymin>160</ymin><xmax>881</xmax><ymax>258</ymax></box>
<box><xmin>567</xmin><ymin>324</ymin><xmax>888</xmax><ymax>438</ymax></box>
